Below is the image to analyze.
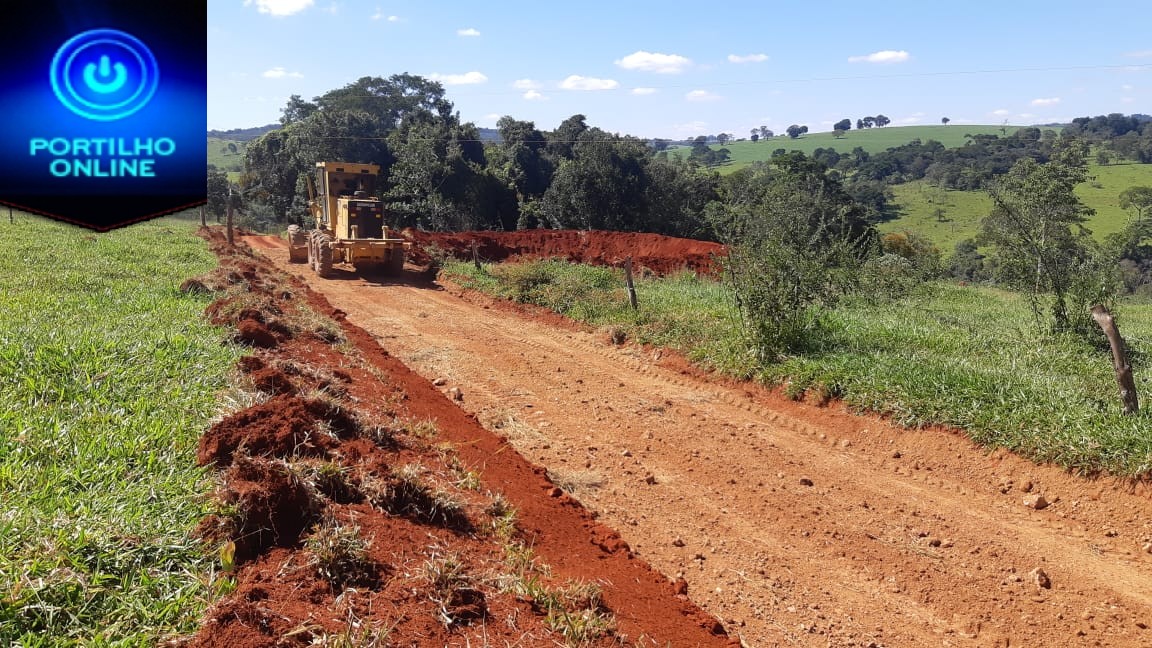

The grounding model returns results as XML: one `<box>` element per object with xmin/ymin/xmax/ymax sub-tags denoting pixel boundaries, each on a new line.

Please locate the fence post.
<box><xmin>624</xmin><ymin>256</ymin><xmax>638</xmax><ymax>310</ymax></box>
<box><xmin>1090</xmin><ymin>304</ymin><xmax>1139</xmax><ymax>414</ymax></box>
<box><xmin>225</xmin><ymin>188</ymin><xmax>234</xmax><ymax>246</ymax></box>
<box><xmin>472</xmin><ymin>239</ymin><xmax>481</xmax><ymax>271</ymax></box>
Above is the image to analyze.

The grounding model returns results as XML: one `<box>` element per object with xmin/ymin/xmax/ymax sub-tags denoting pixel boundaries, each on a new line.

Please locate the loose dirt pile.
<box><xmin>186</xmin><ymin>228</ymin><xmax>732</xmax><ymax>647</ymax></box>
<box><xmin>246</xmin><ymin>232</ymin><xmax>1152</xmax><ymax>647</ymax></box>
<box><xmin>405</xmin><ymin>229</ymin><xmax>726</xmax><ymax>276</ymax></box>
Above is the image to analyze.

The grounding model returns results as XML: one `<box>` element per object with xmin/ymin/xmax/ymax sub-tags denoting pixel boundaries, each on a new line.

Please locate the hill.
<box><xmin>206</xmin><ymin>124</ymin><xmax>278</xmax><ymax>141</ymax></box>
<box><xmin>207</xmin><ymin>137</ymin><xmax>247</xmax><ymax>172</ymax></box>
<box><xmin>881</xmin><ymin>161</ymin><xmax>1152</xmax><ymax>251</ymax></box>
<box><xmin>675</xmin><ymin>125</ymin><xmax>1057</xmax><ymax>174</ymax></box>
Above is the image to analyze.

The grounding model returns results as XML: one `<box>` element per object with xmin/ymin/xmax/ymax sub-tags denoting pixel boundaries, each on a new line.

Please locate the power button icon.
<box><xmin>50</xmin><ymin>29</ymin><xmax>159</xmax><ymax>121</ymax></box>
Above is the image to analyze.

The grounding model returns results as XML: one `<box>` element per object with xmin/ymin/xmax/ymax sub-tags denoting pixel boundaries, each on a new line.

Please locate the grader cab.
<box><xmin>287</xmin><ymin>161</ymin><xmax>409</xmax><ymax>277</ymax></box>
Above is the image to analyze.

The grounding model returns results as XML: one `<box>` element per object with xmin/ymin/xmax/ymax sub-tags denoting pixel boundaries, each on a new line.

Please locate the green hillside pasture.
<box><xmin>0</xmin><ymin>214</ymin><xmax>240</xmax><ymax>645</ymax></box>
<box><xmin>884</xmin><ymin>162</ymin><xmax>1152</xmax><ymax>252</ymax></box>
<box><xmin>445</xmin><ymin>260</ymin><xmax>1152</xmax><ymax>477</ymax></box>
<box><xmin>674</xmin><ymin>125</ymin><xmax>1036</xmax><ymax>174</ymax></box>
<box><xmin>207</xmin><ymin>137</ymin><xmax>246</xmax><ymax>172</ymax></box>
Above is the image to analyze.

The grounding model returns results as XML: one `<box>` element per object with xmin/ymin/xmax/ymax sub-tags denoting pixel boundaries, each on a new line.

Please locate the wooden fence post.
<box><xmin>199</xmin><ymin>204</ymin><xmax>206</xmax><ymax>227</ymax></box>
<box><xmin>472</xmin><ymin>239</ymin><xmax>481</xmax><ymax>271</ymax></box>
<box><xmin>1090</xmin><ymin>304</ymin><xmax>1139</xmax><ymax>415</ymax></box>
<box><xmin>225</xmin><ymin>188</ymin><xmax>234</xmax><ymax>246</ymax></box>
<box><xmin>624</xmin><ymin>256</ymin><xmax>638</xmax><ymax>310</ymax></box>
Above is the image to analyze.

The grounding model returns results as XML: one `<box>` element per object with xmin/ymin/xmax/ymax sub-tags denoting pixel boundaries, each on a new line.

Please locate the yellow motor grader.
<box><xmin>287</xmin><ymin>161</ymin><xmax>409</xmax><ymax>277</ymax></box>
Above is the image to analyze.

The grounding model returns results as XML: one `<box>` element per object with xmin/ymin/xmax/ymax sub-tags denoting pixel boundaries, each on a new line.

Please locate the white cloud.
<box><xmin>1030</xmin><ymin>97</ymin><xmax>1061</xmax><ymax>106</ymax></box>
<box><xmin>457</xmin><ymin>27</ymin><xmax>481</xmax><ymax>37</ymax></box>
<box><xmin>559</xmin><ymin>75</ymin><xmax>619</xmax><ymax>90</ymax></box>
<box><xmin>244</xmin><ymin>0</ymin><xmax>314</xmax><ymax>16</ymax></box>
<box><xmin>897</xmin><ymin>113</ymin><xmax>925</xmax><ymax>124</ymax></box>
<box><xmin>685</xmin><ymin>89</ymin><xmax>720</xmax><ymax>102</ymax></box>
<box><xmin>847</xmin><ymin>50</ymin><xmax>911</xmax><ymax>64</ymax></box>
<box><xmin>1122</xmin><ymin>84</ymin><xmax>1134</xmax><ymax>91</ymax></box>
<box><xmin>1125</xmin><ymin>49</ymin><xmax>1152</xmax><ymax>58</ymax></box>
<box><xmin>523</xmin><ymin>90</ymin><xmax>547</xmax><ymax>101</ymax></box>
<box><xmin>262</xmin><ymin>67</ymin><xmax>303</xmax><ymax>79</ymax></box>
<box><xmin>428</xmin><ymin>71</ymin><xmax>488</xmax><ymax>85</ymax></box>
<box><xmin>991</xmin><ymin>108</ymin><xmax>1010</xmax><ymax>116</ymax></box>
<box><xmin>631</xmin><ymin>87</ymin><xmax>657</xmax><ymax>95</ymax></box>
<box><xmin>512</xmin><ymin>79</ymin><xmax>541</xmax><ymax>90</ymax></box>
<box><xmin>387</xmin><ymin>15</ymin><xmax>400</xmax><ymax>22</ymax></box>
<box><xmin>728</xmin><ymin>53</ymin><xmax>768</xmax><ymax>64</ymax></box>
<box><xmin>615</xmin><ymin>51</ymin><xmax>692</xmax><ymax>74</ymax></box>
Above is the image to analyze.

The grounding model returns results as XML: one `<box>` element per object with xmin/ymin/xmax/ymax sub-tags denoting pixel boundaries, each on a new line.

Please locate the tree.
<box><xmin>786</xmin><ymin>124</ymin><xmax>807</xmax><ymax>139</ymax></box>
<box><xmin>1119</xmin><ymin>186</ymin><xmax>1152</xmax><ymax>222</ymax></box>
<box><xmin>875</xmin><ymin>114</ymin><xmax>891</xmax><ymax>127</ymax></box>
<box><xmin>707</xmin><ymin>153</ymin><xmax>876</xmax><ymax>359</ymax></box>
<box><xmin>834</xmin><ymin>119</ymin><xmax>852</xmax><ymax>132</ymax></box>
<box><xmin>759</xmin><ymin>126</ymin><xmax>772</xmax><ymax>139</ymax></box>
<box><xmin>717</xmin><ymin>133</ymin><xmax>732</xmax><ymax>145</ymax></box>
<box><xmin>833</xmin><ymin>128</ymin><xmax>847</xmax><ymax>139</ymax></box>
<box><xmin>856</xmin><ymin>118</ymin><xmax>865</xmax><ymax>130</ymax></box>
<box><xmin>280</xmin><ymin>94</ymin><xmax>318</xmax><ymax>125</ymax></box>
<box><xmin>206</xmin><ymin>166</ymin><xmax>231</xmax><ymax>222</ymax></box>
<box><xmin>979</xmin><ymin>140</ymin><xmax>1111</xmax><ymax>332</ymax></box>
<box><xmin>861</xmin><ymin>117</ymin><xmax>875</xmax><ymax>129</ymax></box>
<box><xmin>941</xmin><ymin>117</ymin><xmax>951</xmax><ymax>126</ymax></box>
<box><xmin>750</xmin><ymin>132</ymin><xmax>759</xmax><ymax>142</ymax></box>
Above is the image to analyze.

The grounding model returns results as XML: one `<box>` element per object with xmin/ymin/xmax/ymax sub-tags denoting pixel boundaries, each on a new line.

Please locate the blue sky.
<box><xmin>208</xmin><ymin>0</ymin><xmax>1151</xmax><ymax>139</ymax></box>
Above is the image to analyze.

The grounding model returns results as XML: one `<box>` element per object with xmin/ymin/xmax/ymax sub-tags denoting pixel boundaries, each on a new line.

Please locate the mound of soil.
<box><xmin>187</xmin><ymin>227</ymin><xmax>733</xmax><ymax>647</ymax></box>
<box><xmin>406</xmin><ymin>229</ymin><xmax>726</xmax><ymax>276</ymax></box>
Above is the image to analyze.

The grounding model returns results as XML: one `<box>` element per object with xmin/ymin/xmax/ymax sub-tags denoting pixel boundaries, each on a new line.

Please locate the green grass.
<box><xmin>445</xmin><ymin>260</ymin><xmax>1152</xmax><ymax>477</ymax></box>
<box><xmin>883</xmin><ymin>162</ymin><xmax>1152</xmax><ymax>252</ymax></box>
<box><xmin>206</xmin><ymin>137</ymin><xmax>245</xmax><ymax>173</ymax></box>
<box><xmin>0</xmin><ymin>213</ymin><xmax>241</xmax><ymax>645</ymax></box>
<box><xmin>673</xmin><ymin>125</ymin><xmax>1042</xmax><ymax>174</ymax></box>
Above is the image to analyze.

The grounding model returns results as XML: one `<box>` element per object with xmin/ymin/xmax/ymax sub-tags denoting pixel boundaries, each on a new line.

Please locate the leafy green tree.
<box><xmin>786</xmin><ymin>124</ymin><xmax>806</xmax><ymax>139</ymax></box>
<box><xmin>707</xmin><ymin>154</ymin><xmax>876</xmax><ymax>359</ymax></box>
<box><xmin>979</xmin><ymin>140</ymin><xmax>1112</xmax><ymax>332</ymax></box>
<box><xmin>1119</xmin><ymin>186</ymin><xmax>1152</xmax><ymax>222</ymax></box>
<box><xmin>280</xmin><ymin>94</ymin><xmax>318</xmax><ymax>125</ymax></box>
<box><xmin>875</xmin><ymin>114</ymin><xmax>891</xmax><ymax>127</ymax></box>
<box><xmin>941</xmin><ymin>117</ymin><xmax>951</xmax><ymax>126</ymax></box>
<box><xmin>759</xmin><ymin>126</ymin><xmax>773</xmax><ymax>139</ymax></box>
<box><xmin>538</xmin><ymin>131</ymin><xmax>650</xmax><ymax>231</ymax></box>
<box><xmin>548</xmin><ymin>114</ymin><xmax>589</xmax><ymax>161</ymax></box>
<box><xmin>834</xmin><ymin>118</ymin><xmax>852</xmax><ymax>132</ymax></box>
<box><xmin>206</xmin><ymin>166</ymin><xmax>231</xmax><ymax>222</ymax></box>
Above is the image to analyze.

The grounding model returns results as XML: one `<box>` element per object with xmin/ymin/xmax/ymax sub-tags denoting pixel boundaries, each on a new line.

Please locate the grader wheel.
<box><xmin>286</xmin><ymin>225</ymin><xmax>308</xmax><ymax>263</ymax></box>
<box><xmin>314</xmin><ymin>232</ymin><xmax>333</xmax><ymax>278</ymax></box>
<box><xmin>387</xmin><ymin>247</ymin><xmax>405</xmax><ymax>274</ymax></box>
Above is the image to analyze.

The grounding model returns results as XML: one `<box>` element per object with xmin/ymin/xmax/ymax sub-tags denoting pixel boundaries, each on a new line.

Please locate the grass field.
<box><xmin>445</xmin><ymin>260</ymin><xmax>1152</xmax><ymax>477</ymax></box>
<box><xmin>0</xmin><ymin>214</ymin><xmax>240</xmax><ymax>645</ymax></box>
<box><xmin>883</xmin><ymin>161</ymin><xmax>1152</xmax><ymax>252</ymax></box>
<box><xmin>673</xmin><ymin>124</ymin><xmax>1043</xmax><ymax>174</ymax></box>
<box><xmin>207</xmin><ymin>137</ymin><xmax>245</xmax><ymax>173</ymax></box>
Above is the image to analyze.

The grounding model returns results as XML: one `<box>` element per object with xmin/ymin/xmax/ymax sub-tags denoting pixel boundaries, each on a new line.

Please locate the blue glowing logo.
<box><xmin>50</xmin><ymin>29</ymin><xmax>159</xmax><ymax>122</ymax></box>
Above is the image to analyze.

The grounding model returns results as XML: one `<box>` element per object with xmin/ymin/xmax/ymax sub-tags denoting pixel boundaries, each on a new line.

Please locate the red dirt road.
<box><xmin>247</xmin><ymin>234</ymin><xmax>1152</xmax><ymax>647</ymax></box>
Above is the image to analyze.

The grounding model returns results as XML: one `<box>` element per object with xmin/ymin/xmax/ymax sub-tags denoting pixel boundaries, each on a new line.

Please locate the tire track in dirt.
<box><xmin>246</xmin><ymin>236</ymin><xmax>1152</xmax><ymax>647</ymax></box>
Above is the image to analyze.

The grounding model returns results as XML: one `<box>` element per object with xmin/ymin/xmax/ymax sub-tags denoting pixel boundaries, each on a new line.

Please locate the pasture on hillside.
<box><xmin>673</xmin><ymin>124</ymin><xmax>1041</xmax><ymax>173</ymax></box>
<box><xmin>883</xmin><ymin>161</ymin><xmax>1152</xmax><ymax>252</ymax></box>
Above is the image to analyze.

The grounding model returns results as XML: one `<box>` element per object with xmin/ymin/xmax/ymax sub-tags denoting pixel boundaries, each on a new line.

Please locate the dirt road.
<box><xmin>247</xmin><ymin>235</ymin><xmax>1152</xmax><ymax>647</ymax></box>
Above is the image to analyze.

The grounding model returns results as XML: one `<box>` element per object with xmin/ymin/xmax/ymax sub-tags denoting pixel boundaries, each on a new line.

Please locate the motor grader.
<box><xmin>287</xmin><ymin>161</ymin><xmax>409</xmax><ymax>277</ymax></box>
